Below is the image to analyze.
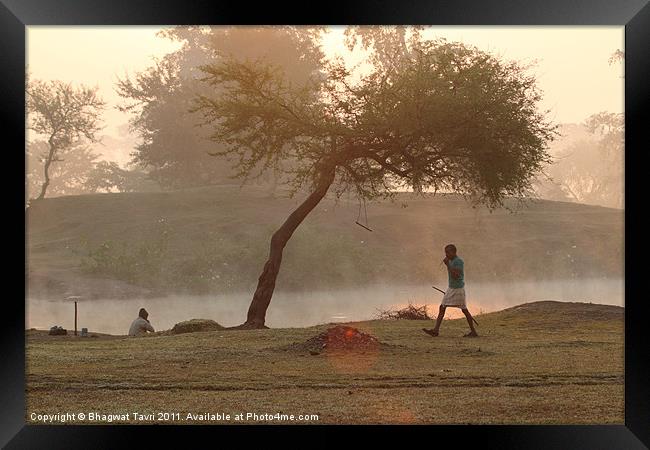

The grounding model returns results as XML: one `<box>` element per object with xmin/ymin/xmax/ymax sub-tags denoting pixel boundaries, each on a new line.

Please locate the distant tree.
<box><xmin>608</xmin><ymin>49</ymin><xmax>624</xmax><ymax>66</ymax></box>
<box><xmin>535</xmin><ymin>49</ymin><xmax>624</xmax><ymax>208</ymax></box>
<box><xmin>195</xmin><ymin>34</ymin><xmax>557</xmax><ymax>328</ymax></box>
<box><xmin>26</xmin><ymin>79</ymin><xmax>105</xmax><ymax>200</ymax></box>
<box><xmin>532</xmin><ymin>171</ymin><xmax>573</xmax><ymax>203</ymax></box>
<box><xmin>545</xmin><ymin>139</ymin><xmax>600</xmax><ymax>203</ymax></box>
<box><xmin>116</xmin><ymin>26</ymin><xmax>325</xmax><ymax>190</ymax></box>
<box><xmin>344</xmin><ymin>25</ymin><xmax>425</xmax><ymax>69</ymax></box>
<box><xmin>84</xmin><ymin>161</ymin><xmax>158</xmax><ymax>193</ymax></box>
<box><xmin>541</xmin><ymin>113</ymin><xmax>623</xmax><ymax>208</ymax></box>
<box><xmin>26</xmin><ymin>140</ymin><xmax>100</xmax><ymax>200</ymax></box>
<box><xmin>584</xmin><ymin>112</ymin><xmax>624</xmax><ymax>207</ymax></box>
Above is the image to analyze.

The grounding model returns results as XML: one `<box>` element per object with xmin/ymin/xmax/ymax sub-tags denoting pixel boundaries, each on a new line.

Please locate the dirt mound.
<box><xmin>170</xmin><ymin>319</ymin><xmax>225</xmax><ymax>335</ymax></box>
<box><xmin>282</xmin><ymin>326</ymin><xmax>385</xmax><ymax>354</ymax></box>
<box><xmin>502</xmin><ymin>301</ymin><xmax>623</xmax><ymax>321</ymax></box>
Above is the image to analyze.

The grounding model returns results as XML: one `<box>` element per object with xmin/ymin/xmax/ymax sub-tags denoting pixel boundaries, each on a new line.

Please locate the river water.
<box><xmin>26</xmin><ymin>278</ymin><xmax>624</xmax><ymax>335</ymax></box>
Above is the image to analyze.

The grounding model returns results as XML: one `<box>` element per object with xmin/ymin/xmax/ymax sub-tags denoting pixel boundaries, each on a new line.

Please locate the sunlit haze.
<box><xmin>28</xmin><ymin>26</ymin><xmax>623</xmax><ymax>144</ymax></box>
<box><xmin>25</xmin><ymin>25</ymin><xmax>626</xmax><ymax>425</ymax></box>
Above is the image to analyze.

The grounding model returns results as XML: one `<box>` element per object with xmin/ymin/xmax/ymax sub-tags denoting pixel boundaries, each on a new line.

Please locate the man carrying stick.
<box><xmin>423</xmin><ymin>244</ymin><xmax>479</xmax><ymax>337</ymax></box>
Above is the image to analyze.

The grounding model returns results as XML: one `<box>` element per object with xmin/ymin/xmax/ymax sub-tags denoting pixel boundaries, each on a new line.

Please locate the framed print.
<box><xmin>3</xmin><ymin>0</ymin><xmax>649</xmax><ymax>447</ymax></box>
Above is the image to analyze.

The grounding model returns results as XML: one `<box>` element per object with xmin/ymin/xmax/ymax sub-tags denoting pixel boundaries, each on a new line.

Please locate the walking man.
<box><xmin>423</xmin><ymin>244</ymin><xmax>478</xmax><ymax>337</ymax></box>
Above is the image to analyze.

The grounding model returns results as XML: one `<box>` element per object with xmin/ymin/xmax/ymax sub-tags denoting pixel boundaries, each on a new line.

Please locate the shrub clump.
<box><xmin>376</xmin><ymin>303</ymin><xmax>432</xmax><ymax>320</ymax></box>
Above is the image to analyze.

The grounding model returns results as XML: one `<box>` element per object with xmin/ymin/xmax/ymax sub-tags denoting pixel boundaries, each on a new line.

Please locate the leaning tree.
<box><xmin>194</xmin><ymin>38</ymin><xmax>557</xmax><ymax>329</ymax></box>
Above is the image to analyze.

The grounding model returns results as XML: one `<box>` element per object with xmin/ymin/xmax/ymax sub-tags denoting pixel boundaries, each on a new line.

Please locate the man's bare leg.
<box><xmin>433</xmin><ymin>305</ymin><xmax>447</xmax><ymax>334</ymax></box>
<box><xmin>426</xmin><ymin>305</ymin><xmax>447</xmax><ymax>336</ymax></box>
<box><xmin>423</xmin><ymin>305</ymin><xmax>446</xmax><ymax>336</ymax></box>
<box><xmin>462</xmin><ymin>308</ymin><xmax>478</xmax><ymax>336</ymax></box>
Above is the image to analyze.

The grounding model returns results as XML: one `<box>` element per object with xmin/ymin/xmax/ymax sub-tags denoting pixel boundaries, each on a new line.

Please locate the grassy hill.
<box><xmin>25</xmin><ymin>301</ymin><xmax>624</xmax><ymax>424</ymax></box>
<box><xmin>26</xmin><ymin>185</ymin><xmax>624</xmax><ymax>299</ymax></box>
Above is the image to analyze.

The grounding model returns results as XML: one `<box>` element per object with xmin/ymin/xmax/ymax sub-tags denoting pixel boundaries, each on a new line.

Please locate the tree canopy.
<box><xmin>195</xmin><ymin>37</ymin><xmax>557</xmax><ymax>209</ymax></box>
<box><xmin>27</xmin><ymin>78</ymin><xmax>105</xmax><ymax>200</ymax></box>
<box><xmin>116</xmin><ymin>26</ymin><xmax>326</xmax><ymax>189</ymax></box>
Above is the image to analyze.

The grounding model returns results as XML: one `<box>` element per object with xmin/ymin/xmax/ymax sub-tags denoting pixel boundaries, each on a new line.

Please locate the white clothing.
<box><xmin>441</xmin><ymin>287</ymin><xmax>467</xmax><ymax>308</ymax></box>
<box><xmin>128</xmin><ymin>317</ymin><xmax>155</xmax><ymax>336</ymax></box>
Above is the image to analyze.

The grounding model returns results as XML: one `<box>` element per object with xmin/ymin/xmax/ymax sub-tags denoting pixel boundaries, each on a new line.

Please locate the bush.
<box><xmin>75</xmin><ymin>223</ymin><xmax>400</xmax><ymax>293</ymax></box>
<box><xmin>376</xmin><ymin>303</ymin><xmax>433</xmax><ymax>320</ymax></box>
<box><xmin>79</xmin><ymin>229</ymin><xmax>169</xmax><ymax>287</ymax></box>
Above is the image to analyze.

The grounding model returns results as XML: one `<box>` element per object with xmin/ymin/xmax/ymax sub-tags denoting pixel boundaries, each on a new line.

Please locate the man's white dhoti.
<box><xmin>441</xmin><ymin>287</ymin><xmax>466</xmax><ymax>308</ymax></box>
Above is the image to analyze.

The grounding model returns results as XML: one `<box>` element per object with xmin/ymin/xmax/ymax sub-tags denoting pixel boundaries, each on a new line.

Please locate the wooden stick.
<box><xmin>431</xmin><ymin>285</ymin><xmax>446</xmax><ymax>295</ymax></box>
<box><xmin>355</xmin><ymin>221</ymin><xmax>373</xmax><ymax>232</ymax></box>
<box><xmin>74</xmin><ymin>301</ymin><xmax>77</xmax><ymax>336</ymax></box>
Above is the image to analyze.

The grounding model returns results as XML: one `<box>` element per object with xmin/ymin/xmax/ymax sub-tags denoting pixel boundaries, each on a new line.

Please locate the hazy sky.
<box><xmin>27</xmin><ymin>26</ymin><xmax>623</xmax><ymax>149</ymax></box>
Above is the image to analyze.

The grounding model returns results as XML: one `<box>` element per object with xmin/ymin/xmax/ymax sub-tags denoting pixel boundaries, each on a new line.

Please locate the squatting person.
<box><xmin>423</xmin><ymin>244</ymin><xmax>478</xmax><ymax>337</ymax></box>
<box><xmin>128</xmin><ymin>307</ymin><xmax>155</xmax><ymax>336</ymax></box>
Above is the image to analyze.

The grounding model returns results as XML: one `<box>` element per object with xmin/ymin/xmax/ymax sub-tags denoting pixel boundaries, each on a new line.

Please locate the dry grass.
<box><xmin>376</xmin><ymin>303</ymin><xmax>433</xmax><ymax>320</ymax></box>
<box><xmin>26</xmin><ymin>301</ymin><xmax>624</xmax><ymax>425</ymax></box>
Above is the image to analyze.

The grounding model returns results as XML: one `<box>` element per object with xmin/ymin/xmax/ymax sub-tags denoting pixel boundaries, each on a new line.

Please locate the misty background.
<box><xmin>25</xmin><ymin>26</ymin><xmax>624</xmax><ymax>333</ymax></box>
<box><xmin>26</xmin><ymin>26</ymin><xmax>624</xmax><ymax>207</ymax></box>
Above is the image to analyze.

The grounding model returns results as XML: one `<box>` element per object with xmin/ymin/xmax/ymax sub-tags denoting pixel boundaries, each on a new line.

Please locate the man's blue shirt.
<box><xmin>448</xmin><ymin>256</ymin><xmax>465</xmax><ymax>289</ymax></box>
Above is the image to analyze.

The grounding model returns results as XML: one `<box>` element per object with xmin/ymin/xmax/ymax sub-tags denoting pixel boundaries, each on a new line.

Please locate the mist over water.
<box><xmin>26</xmin><ymin>278</ymin><xmax>624</xmax><ymax>335</ymax></box>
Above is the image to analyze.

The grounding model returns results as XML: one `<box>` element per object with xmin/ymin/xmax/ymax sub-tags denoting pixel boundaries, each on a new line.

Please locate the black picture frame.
<box><xmin>3</xmin><ymin>0</ymin><xmax>648</xmax><ymax>447</ymax></box>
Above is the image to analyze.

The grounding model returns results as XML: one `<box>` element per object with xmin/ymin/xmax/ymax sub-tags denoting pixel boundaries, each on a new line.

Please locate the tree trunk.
<box><xmin>36</xmin><ymin>141</ymin><xmax>56</xmax><ymax>200</ymax></box>
<box><xmin>232</xmin><ymin>167</ymin><xmax>336</xmax><ymax>329</ymax></box>
<box><xmin>562</xmin><ymin>183</ymin><xmax>581</xmax><ymax>203</ymax></box>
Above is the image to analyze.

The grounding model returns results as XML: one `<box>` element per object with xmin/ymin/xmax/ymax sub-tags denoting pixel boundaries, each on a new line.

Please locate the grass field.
<box><xmin>26</xmin><ymin>185</ymin><xmax>624</xmax><ymax>299</ymax></box>
<box><xmin>26</xmin><ymin>301</ymin><xmax>624</xmax><ymax>425</ymax></box>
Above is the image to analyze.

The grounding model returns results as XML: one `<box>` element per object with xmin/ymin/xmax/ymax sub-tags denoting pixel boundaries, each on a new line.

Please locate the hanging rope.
<box><xmin>355</xmin><ymin>196</ymin><xmax>373</xmax><ymax>232</ymax></box>
<box><xmin>351</xmin><ymin>195</ymin><xmax>441</xmax><ymax>279</ymax></box>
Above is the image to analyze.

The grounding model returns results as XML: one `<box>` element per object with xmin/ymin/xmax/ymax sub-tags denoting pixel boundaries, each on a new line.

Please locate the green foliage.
<box><xmin>75</xmin><ymin>223</ymin><xmax>397</xmax><ymax>293</ymax></box>
<box><xmin>164</xmin><ymin>231</ymin><xmax>270</xmax><ymax>294</ymax></box>
<box><xmin>195</xmin><ymin>31</ymin><xmax>557</xmax><ymax>209</ymax></box>
<box><xmin>55</xmin><ymin>191</ymin><xmax>621</xmax><ymax>294</ymax></box>
<box><xmin>79</xmin><ymin>230</ymin><xmax>169</xmax><ymax>287</ymax></box>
